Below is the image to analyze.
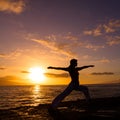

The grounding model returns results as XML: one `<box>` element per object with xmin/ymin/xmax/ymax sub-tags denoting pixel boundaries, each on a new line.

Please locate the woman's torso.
<box><xmin>68</xmin><ymin>67</ymin><xmax>79</xmax><ymax>85</ymax></box>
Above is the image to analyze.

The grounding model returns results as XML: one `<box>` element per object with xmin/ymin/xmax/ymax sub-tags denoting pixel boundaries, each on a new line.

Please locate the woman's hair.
<box><xmin>70</xmin><ymin>59</ymin><xmax>77</xmax><ymax>65</ymax></box>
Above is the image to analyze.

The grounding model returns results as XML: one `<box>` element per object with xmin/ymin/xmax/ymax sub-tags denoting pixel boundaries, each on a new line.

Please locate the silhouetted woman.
<box><xmin>48</xmin><ymin>59</ymin><xmax>94</xmax><ymax>110</ymax></box>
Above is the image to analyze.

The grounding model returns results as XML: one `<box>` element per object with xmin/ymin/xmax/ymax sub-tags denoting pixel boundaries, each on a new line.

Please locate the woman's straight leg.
<box><xmin>51</xmin><ymin>82</ymin><xmax>74</xmax><ymax>108</ymax></box>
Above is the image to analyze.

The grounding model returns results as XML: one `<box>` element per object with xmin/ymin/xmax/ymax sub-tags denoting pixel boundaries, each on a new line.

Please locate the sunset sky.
<box><xmin>0</xmin><ymin>0</ymin><xmax>120</xmax><ymax>85</ymax></box>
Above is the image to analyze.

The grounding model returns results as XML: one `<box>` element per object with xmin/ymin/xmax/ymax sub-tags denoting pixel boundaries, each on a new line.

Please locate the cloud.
<box><xmin>64</xmin><ymin>33</ymin><xmax>78</xmax><ymax>41</ymax></box>
<box><xmin>21</xmin><ymin>70</ymin><xmax>30</xmax><ymax>73</ymax></box>
<box><xmin>0</xmin><ymin>0</ymin><xmax>26</xmax><ymax>14</ymax></box>
<box><xmin>26</xmin><ymin>33</ymin><xmax>105</xmax><ymax>58</ymax></box>
<box><xmin>84</xmin><ymin>43</ymin><xmax>105</xmax><ymax>51</ymax></box>
<box><xmin>45</xmin><ymin>72</ymin><xmax>69</xmax><ymax>78</ymax></box>
<box><xmin>106</xmin><ymin>36</ymin><xmax>120</xmax><ymax>46</ymax></box>
<box><xmin>91</xmin><ymin>72</ymin><xmax>114</xmax><ymax>75</ymax></box>
<box><xmin>0</xmin><ymin>67</ymin><xmax>6</xmax><ymax>70</ymax></box>
<box><xmin>98</xmin><ymin>58</ymin><xmax>111</xmax><ymax>63</ymax></box>
<box><xmin>83</xmin><ymin>19</ymin><xmax>120</xmax><ymax>36</ymax></box>
<box><xmin>30</xmin><ymin>38</ymin><xmax>75</xmax><ymax>57</ymax></box>
<box><xmin>0</xmin><ymin>53</ymin><xmax>6</xmax><ymax>58</ymax></box>
<box><xmin>83</xmin><ymin>25</ymin><xmax>102</xmax><ymax>36</ymax></box>
<box><xmin>103</xmin><ymin>25</ymin><xmax>115</xmax><ymax>33</ymax></box>
<box><xmin>0</xmin><ymin>49</ymin><xmax>23</xmax><ymax>60</ymax></box>
<box><xmin>82</xmin><ymin>55</ymin><xmax>91</xmax><ymax>59</ymax></box>
<box><xmin>104</xmin><ymin>19</ymin><xmax>120</xmax><ymax>33</ymax></box>
<box><xmin>0</xmin><ymin>75</ymin><xmax>21</xmax><ymax>85</ymax></box>
<box><xmin>0</xmin><ymin>75</ymin><xmax>18</xmax><ymax>81</ymax></box>
<box><xmin>0</xmin><ymin>75</ymin><xmax>30</xmax><ymax>85</ymax></box>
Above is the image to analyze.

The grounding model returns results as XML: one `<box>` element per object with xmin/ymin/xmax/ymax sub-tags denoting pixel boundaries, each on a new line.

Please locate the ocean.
<box><xmin>0</xmin><ymin>83</ymin><xmax>120</xmax><ymax>110</ymax></box>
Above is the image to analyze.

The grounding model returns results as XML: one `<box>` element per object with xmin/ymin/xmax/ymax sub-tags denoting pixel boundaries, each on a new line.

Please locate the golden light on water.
<box><xmin>32</xmin><ymin>85</ymin><xmax>41</xmax><ymax>106</ymax></box>
<box><xmin>33</xmin><ymin>85</ymin><xmax>40</xmax><ymax>94</ymax></box>
<box><xmin>28</xmin><ymin>67</ymin><xmax>45</xmax><ymax>84</ymax></box>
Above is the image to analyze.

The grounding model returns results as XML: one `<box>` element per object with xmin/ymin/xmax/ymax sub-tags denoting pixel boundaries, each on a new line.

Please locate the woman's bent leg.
<box><xmin>77</xmin><ymin>85</ymin><xmax>91</xmax><ymax>102</ymax></box>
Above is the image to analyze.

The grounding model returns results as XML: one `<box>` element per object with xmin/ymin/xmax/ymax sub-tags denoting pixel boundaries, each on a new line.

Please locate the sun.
<box><xmin>28</xmin><ymin>67</ymin><xmax>45</xmax><ymax>84</ymax></box>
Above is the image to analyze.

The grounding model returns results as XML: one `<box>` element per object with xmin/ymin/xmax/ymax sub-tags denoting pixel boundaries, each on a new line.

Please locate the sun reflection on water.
<box><xmin>32</xmin><ymin>85</ymin><xmax>41</xmax><ymax>106</ymax></box>
<box><xmin>34</xmin><ymin>85</ymin><xmax>40</xmax><ymax>93</ymax></box>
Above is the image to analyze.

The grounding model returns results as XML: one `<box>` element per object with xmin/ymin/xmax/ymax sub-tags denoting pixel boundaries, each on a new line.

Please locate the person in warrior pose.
<box><xmin>48</xmin><ymin>59</ymin><xmax>94</xmax><ymax>110</ymax></box>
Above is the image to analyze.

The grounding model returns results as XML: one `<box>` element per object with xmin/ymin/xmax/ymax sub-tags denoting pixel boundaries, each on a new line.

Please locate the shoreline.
<box><xmin>0</xmin><ymin>96</ymin><xmax>120</xmax><ymax>120</ymax></box>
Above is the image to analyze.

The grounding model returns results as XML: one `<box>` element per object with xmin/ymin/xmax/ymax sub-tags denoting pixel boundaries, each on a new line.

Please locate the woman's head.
<box><xmin>70</xmin><ymin>59</ymin><xmax>77</xmax><ymax>67</ymax></box>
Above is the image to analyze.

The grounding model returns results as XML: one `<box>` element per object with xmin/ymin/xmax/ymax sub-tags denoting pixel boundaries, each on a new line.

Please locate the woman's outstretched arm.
<box><xmin>77</xmin><ymin>65</ymin><xmax>95</xmax><ymax>71</ymax></box>
<box><xmin>47</xmin><ymin>66</ymin><xmax>68</xmax><ymax>71</ymax></box>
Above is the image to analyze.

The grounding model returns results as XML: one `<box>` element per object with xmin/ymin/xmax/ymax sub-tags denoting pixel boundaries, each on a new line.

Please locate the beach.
<box><xmin>0</xmin><ymin>96</ymin><xmax>120</xmax><ymax>120</ymax></box>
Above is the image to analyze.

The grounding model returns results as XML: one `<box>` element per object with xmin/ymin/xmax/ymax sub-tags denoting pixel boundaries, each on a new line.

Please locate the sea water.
<box><xmin>0</xmin><ymin>83</ymin><xmax>120</xmax><ymax>109</ymax></box>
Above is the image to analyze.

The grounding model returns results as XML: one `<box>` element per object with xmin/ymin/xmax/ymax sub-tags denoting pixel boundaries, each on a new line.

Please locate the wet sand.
<box><xmin>0</xmin><ymin>96</ymin><xmax>120</xmax><ymax>120</ymax></box>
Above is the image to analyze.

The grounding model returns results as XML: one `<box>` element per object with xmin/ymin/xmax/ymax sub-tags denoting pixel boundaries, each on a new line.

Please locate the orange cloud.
<box><xmin>26</xmin><ymin>33</ymin><xmax>105</xmax><ymax>56</ymax></box>
<box><xmin>21</xmin><ymin>70</ymin><xmax>30</xmax><ymax>73</ymax></box>
<box><xmin>0</xmin><ymin>75</ymin><xmax>30</xmax><ymax>86</ymax></box>
<box><xmin>83</xmin><ymin>19</ymin><xmax>120</xmax><ymax>36</ymax></box>
<box><xmin>45</xmin><ymin>72</ymin><xmax>69</xmax><ymax>78</ymax></box>
<box><xmin>0</xmin><ymin>49</ymin><xmax>23</xmax><ymax>60</ymax></box>
<box><xmin>83</xmin><ymin>25</ymin><xmax>102</xmax><ymax>36</ymax></box>
<box><xmin>106</xmin><ymin>36</ymin><xmax>120</xmax><ymax>46</ymax></box>
<box><xmin>0</xmin><ymin>0</ymin><xmax>26</xmax><ymax>14</ymax></box>
<box><xmin>103</xmin><ymin>25</ymin><xmax>115</xmax><ymax>33</ymax></box>
<box><xmin>64</xmin><ymin>33</ymin><xmax>78</xmax><ymax>41</ymax></box>
<box><xmin>0</xmin><ymin>53</ymin><xmax>6</xmax><ymax>58</ymax></box>
<box><xmin>103</xmin><ymin>20</ymin><xmax>120</xmax><ymax>33</ymax></box>
<box><xmin>98</xmin><ymin>58</ymin><xmax>110</xmax><ymax>63</ymax></box>
<box><xmin>0</xmin><ymin>67</ymin><xmax>6</xmax><ymax>70</ymax></box>
<box><xmin>84</xmin><ymin>43</ymin><xmax>105</xmax><ymax>51</ymax></box>
<box><xmin>30</xmin><ymin>38</ymin><xmax>75</xmax><ymax>57</ymax></box>
<box><xmin>0</xmin><ymin>75</ymin><xmax>21</xmax><ymax>85</ymax></box>
<box><xmin>91</xmin><ymin>72</ymin><xmax>114</xmax><ymax>75</ymax></box>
